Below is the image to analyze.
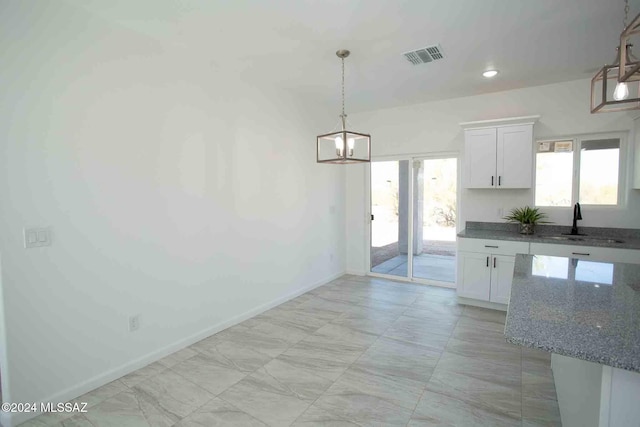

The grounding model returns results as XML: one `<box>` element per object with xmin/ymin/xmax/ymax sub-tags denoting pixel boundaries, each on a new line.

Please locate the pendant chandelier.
<box><xmin>591</xmin><ymin>0</ymin><xmax>640</xmax><ymax>113</ymax></box>
<box><xmin>317</xmin><ymin>49</ymin><xmax>371</xmax><ymax>164</ymax></box>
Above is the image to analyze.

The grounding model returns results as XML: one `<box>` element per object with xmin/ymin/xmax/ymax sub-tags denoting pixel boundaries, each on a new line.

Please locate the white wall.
<box><xmin>0</xmin><ymin>2</ymin><xmax>344</xmax><ymax>425</ymax></box>
<box><xmin>346</xmin><ymin>78</ymin><xmax>640</xmax><ymax>274</ymax></box>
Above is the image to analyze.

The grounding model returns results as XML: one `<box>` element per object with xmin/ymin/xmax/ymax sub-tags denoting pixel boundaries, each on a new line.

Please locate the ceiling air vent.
<box><xmin>403</xmin><ymin>45</ymin><xmax>445</xmax><ymax>65</ymax></box>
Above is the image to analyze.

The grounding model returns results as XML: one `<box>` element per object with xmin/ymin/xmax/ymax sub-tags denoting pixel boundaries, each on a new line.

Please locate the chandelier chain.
<box><xmin>341</xmin><ymin>57</ymin><xmax>345</xmax><ymax>118</ymax></box>
<box><xmin>625</xmin><ymin>0</ymin><xmax>630</xmax><ymax>28</ymax></box>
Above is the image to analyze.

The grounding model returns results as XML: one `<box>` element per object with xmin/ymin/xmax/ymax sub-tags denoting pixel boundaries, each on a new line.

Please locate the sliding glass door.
<box><xmin>411</xmin><ymin>158</ymin><xmax>457</xmax><ymax>282</ymax></box>
<box><xmin>370</xmin><ymin>161</ymin><xmax>408</xmax><ymax>278</ymax></box>
<box><xmin>370</xmin><ymin>156</ymin><xmax>457</xmax><ymax>285</ymax></box>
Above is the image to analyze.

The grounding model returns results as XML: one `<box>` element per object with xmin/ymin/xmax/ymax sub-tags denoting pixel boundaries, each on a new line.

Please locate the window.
<box><xmin>535</xmin><ymin>140</ymin><xmax>573</xmax><ymax>207</ymax></box>
<box><xmin>535</xmin><ymin>134</ymin><xmax>624</xmax><ymax>207</ymax></box>
<box><xmin>578</xmin><ymin>139</ymin><xmax>620</xmax><ymax>205</ymax></box>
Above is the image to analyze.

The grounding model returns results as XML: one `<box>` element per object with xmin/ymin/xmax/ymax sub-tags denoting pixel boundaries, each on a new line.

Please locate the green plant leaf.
<box><xmin>503</xmin><ymin>206</ymin><xmax>551</xmax><ymax>225</ymax></box>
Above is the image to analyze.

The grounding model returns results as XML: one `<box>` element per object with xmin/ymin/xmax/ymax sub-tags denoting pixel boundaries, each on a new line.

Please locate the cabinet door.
<box><xmin>490</xmin><ymin>255</ymin><xmax>516</xmax><ymax>304</ymax></box>
<box><xmin>496</xmin><ymin>124</ymin><xmax>533</xmax><ymax>189</ymax></box>
<box><xmin>464</xmin><ymin>128</ymin><xmax>497</xmax><ymax>189</ymax></box>
<box><xmin>457</xmin><ymin>251</ymin><xmax>491</xmax><ymax>300</ymax></box>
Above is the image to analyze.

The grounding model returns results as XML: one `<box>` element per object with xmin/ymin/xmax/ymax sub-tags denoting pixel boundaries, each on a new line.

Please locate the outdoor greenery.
<box><xmin>423</xmin><ymin>159</ymin><xmax>457</xmax><ymax>228</ymax></box>
<box><xmin>503</xmin><ymin>206</ymin><xmax>550</xmax><ymax>225</ymax></box>
<box><xmin>433</xmin><ymin>205</ymin><xmax>456</xmax><ymax>227</ymax></box>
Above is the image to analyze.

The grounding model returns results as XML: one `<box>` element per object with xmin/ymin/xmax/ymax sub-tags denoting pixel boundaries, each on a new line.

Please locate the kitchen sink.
<box><xmin>545</xmin><ymin>236</ymin><xmax>581</xmax><ymax>241</ymax></box>
<box><xmin>543</xmin><ymin>235</ymin><xmax>625</xmax><ymax>244</ymax></box>
<box><xmin>583</xmin><ymin>237</ymin><xmax>625</xmax><ymax>244</ymax></box>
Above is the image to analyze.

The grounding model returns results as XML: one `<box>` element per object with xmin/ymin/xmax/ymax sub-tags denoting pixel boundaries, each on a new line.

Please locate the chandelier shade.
<box><xmin>618</xmin><ymin>11</ymin><xmax>640</xmax><ymax>83</ymax></box>
<box><xmin>317</xmin><ymin>129</ymin><xmax>371</xmax><ymax>164</ymax></box>
<box><xmin>317</xmin><ymin>49</ymin><xmax>371</xmax><ymax>164</ymax></box>
<box><xmin>591</xmin><ymin>46</ymin><xmax>640</xmax><ymax>113</ymax></box>
<box><xmin>591</xmin><ymin>1</ymin><xmax>640</xmax><ymax>112</ymax></box>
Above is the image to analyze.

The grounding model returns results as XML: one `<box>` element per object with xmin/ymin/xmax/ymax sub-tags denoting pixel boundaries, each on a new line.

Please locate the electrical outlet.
<box><xmin>129</xmin><ymin>315</ymin><xmax>140</xmax><ymax>332</ymax></box>
<box><xmin>24</xmin><ymin>227</ymin><xmax>52</xmax><ymax>248</ymax></box>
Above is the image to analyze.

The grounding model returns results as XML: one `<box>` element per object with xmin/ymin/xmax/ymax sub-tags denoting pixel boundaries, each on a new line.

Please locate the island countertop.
<box><xmin>504</xmin><ymin>254</ymin><xmax>640</xmax><ymax>373</ymax></box>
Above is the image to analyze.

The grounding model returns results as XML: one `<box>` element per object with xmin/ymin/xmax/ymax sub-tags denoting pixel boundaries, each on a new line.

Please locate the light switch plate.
<box><xmin>129</xmin><ymin>315</ymin><xmax>140</xmax><ymax>332</ymax></box>
<box><xmin>24</xmin><ymin>227</ymin><xmax>52</xmax><ymax>248</ymax></box>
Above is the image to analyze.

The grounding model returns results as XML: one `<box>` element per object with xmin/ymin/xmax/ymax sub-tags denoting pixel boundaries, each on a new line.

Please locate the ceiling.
<box><xmin>66</xmin><ymin>0</ymin><xmax>640</xmax><ymax>113</ymax></box>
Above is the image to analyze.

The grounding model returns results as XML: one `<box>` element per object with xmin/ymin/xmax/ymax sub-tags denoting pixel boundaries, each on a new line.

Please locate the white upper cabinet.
<box><xmin>461</xmin><ymin>116</ymin><xmax>538</xmax><ymax>189</ymax></box>
<box><xmin>464</xmin><ymin>128</ymin><xmax>497</xmax><ymax>189</ymax></box>
<box><xmin>497</xmin><ymin>125</ymin><xmax>533</xmax><ymax>188</ymax></box>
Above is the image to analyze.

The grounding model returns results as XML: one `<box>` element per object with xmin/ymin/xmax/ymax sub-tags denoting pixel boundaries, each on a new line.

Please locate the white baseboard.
<box><xmin>4</xmin><ymin>270</ymin><xmax>345</xmax><ymax>427</ymax></box>
<box><xmin>456</xmin><ymin>296</ymin><xmax>507</xmax><ymax>312</ymax></box>
<box><xmin>345</xmin><ymin>269</ymin><xmax>366</xmax><ymax>276</ymax></box>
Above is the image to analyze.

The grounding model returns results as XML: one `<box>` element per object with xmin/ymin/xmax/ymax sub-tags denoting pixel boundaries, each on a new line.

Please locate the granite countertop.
<box><xmin>505</xmin><ymin>254</ymin><xmax>640</xmax><ymax>372</ymax></box>
<box><xmin>458</xmin><ymin>222</ymin><xmax>640</xmax><ymax>250</ymax></box>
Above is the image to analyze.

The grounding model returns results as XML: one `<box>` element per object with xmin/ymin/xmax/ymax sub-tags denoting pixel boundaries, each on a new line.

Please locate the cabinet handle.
<box><xmin>493</xmin><ymin>257</ymin><xmax>496</xmax><ymax>268</ymax></box>
<box><xmin>486</xmin><ymin>256</ymin><xmax>489</xmax><ymax>267</ymax></box>
<box><xmin>491</xmin><ymin>176</ymin><xmax>494</xmax><ymax>186</ymax></box>
<box><xmin>484</xmin><ymin>245</ymin><xmax>499</xmax><ymax>248</ymax></box>
<box><xmin>498</xmin><ymin>176</ymin><xmax>501</xmax><ymax>186</ymax></box>
<box><xmin>572</xmin><ymin>252</ymin><xmax>590</xmax><ymax>256</ymax></box>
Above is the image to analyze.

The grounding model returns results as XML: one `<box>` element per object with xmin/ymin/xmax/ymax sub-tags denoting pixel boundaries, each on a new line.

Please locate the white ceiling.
<box><xmin>66</xmin><ymin>0</ymin><xmax>640</xmax><ymax>113</ymax></box>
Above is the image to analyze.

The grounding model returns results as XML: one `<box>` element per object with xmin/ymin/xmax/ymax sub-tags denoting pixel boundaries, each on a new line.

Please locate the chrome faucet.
<box><xmin>570</xmin><ymin>203</ymin><xmax>582</xmax><ymax>235</ymax></box>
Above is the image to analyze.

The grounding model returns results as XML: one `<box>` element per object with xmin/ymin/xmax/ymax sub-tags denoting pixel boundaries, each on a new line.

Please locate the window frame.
<box><xmin>534</xmin><ymin>131</ymin><xmax>627</xmax><ymax>209</ymax></box>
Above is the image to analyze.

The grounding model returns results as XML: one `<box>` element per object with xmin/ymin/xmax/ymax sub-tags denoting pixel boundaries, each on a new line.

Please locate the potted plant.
<box><xmin>504</xmin><ymin>206</ymin><xmax>550</xmax><ymax>235</ymax></box>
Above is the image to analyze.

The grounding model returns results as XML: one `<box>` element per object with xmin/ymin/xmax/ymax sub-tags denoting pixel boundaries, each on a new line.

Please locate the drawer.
<box><xmin>530</xmin><ymin>243</ymin><xmax>640</xmax><ymax>264</ymax></box>
<box><xmin>457</xmin><ymin>238</ymin><xmax>529</xmax><ymax>256</ymax></box>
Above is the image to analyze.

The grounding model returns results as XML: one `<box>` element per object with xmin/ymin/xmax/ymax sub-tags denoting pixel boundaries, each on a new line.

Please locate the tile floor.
<box><xmin>20</xmin><ymin>275</ymin><xmax>561</xmax><ymax>427</ymax></box>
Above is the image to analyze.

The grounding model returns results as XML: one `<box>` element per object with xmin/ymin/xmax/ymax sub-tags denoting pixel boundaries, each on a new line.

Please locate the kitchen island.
<box><xmin>505</xmin><ymin>254</ymin><xmax>640</xmax><ymax>427</ymax></box>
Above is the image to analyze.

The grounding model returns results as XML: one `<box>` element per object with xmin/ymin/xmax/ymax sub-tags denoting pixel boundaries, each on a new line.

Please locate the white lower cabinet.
<box><xmin>457</xmin><ymin>252</ymin><xmax>516</xmax><ymax>304</ymax></box>
<box><xmin>457</xmin><ymin>238</ymin><xmax>640</xmax><ymax>307</ymax></box>
<box><xmin>457</xmin><ymin>251</ymin><xmax>491</xmax><ymax>300</ymax></box>
<box><xmin>456</xmin><ymin>238</ymin><xmax>530</xmax><ymax>304</ymax></box>
<box><xmin>490</xmin><ymin>255</ymin><xmax>516</xmax><ymax>304</ymax></box>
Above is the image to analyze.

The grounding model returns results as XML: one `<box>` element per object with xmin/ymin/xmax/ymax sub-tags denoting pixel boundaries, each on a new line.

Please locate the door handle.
<box><xmin>486</xmin><ymin>256</ymin><xmax>489</xmax><ymax>267</ymax></box>
<box><xmin>491</xmin><ymin>176</ymin><xmax>494</xmax><ymax>186</ymax></box>
<box><xmin>498</xmin><ymin>176</ymin><xmax>501</xmax><ymax>186</ymax></box>
<box><xmin>493</xmin><ymin>257</ymin><xmax>496</xmax><ymax>268</ymax></box>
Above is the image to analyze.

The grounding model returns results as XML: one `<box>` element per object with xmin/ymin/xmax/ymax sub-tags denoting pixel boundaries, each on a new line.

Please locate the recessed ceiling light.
<box><xmin>483</xmin><ymin>70</ymin><xmax>499</xmax><ymax>78</ymax></box>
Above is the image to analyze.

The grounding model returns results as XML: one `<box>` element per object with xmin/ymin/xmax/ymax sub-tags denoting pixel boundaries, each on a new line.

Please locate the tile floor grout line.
<box><xmin>320</xmin><ymin>284</ymin><xmax>457</xmax><ymax>425</ymax></box>
<box><xmin>219</xmin><ymin>289</ymin><xmax>367</xmax><ymax>427</ymax></box>
<box><xmin>199</xmin><ymin>310</ymin><xmax>324</xmax><ymax>427</ymax></box>
<box><xmin>289</xmin><ymin>281</ymin><xmax>419</xmax><ymax>426</ymax></box>
<box><xmin>161</xmin><ymin>301</ymin><xmax>318</xmax><ymax>426</ymax></box>
<box><xmin>287</xmin><ymin>285</ymin><xmax>400</xmax><ymax>427</ymax></box>
<box><xmin>215</xmin><ymin>394</ymin><xmax>276</xmax><ymax>427</ymax></box>
<box><xmin>133</xmin><ymin>368</ymin><xmax>217</xmax><ymax>424</ymax></box>
<box><xmin>426</xmin><ymin>305</ymin><xmax>528</xmax><ymax>425</ymax></box>
<box><xmin>405</xmin><ymin>299</ymin><xmax>463</xmax><ymax>425</ymax></box>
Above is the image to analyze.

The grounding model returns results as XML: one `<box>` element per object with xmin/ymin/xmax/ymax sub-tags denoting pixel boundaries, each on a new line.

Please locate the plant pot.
<box><xmin>519</xmin><ymin>223</ymin><xmax>535</xmax><ymax>235</ymax></box>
